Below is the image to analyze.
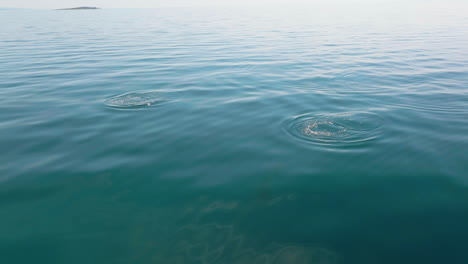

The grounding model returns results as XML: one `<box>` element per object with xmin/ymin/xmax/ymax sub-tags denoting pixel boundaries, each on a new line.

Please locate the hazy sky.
<box><xmin>1</xmin><ymin>0</ymin><xmax>466</xmax><ymax>9</ymax></box>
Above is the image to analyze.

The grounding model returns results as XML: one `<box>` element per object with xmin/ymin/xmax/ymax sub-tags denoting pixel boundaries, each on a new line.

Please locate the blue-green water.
<box><xmin>1</xmin><ymin>4</ymin><xmax>468</xmax><ymax>263</ymax></box>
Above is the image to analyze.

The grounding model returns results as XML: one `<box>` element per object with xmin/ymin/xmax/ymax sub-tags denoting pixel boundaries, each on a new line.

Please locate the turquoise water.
<box><xmin>1</xmin><ymin>4</ymin><xmax>468</xmax><ymax>263</ymax></box>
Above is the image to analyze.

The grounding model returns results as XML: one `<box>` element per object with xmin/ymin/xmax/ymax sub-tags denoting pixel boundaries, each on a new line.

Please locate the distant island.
<box><xmin>57</xmin><ymin>7</ymin><xmax>100</xmax><ymax>10</ymax></box>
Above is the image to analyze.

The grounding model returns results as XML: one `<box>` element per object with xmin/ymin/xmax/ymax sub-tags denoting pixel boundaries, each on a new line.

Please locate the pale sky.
<box><xmin>1</xmin><ymin>0</ymin><xmax>466</xmax><ymax>9</ymax></box>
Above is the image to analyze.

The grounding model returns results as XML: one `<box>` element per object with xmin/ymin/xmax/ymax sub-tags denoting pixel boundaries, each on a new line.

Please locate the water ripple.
<box><xmin>285</xmin><ymin>112</ymin><xmax>382</xmax><ymax>147</ymax></box>
<box><xmin>104</xmin><ymin>91</ymin><xmax>166</xmax><ymax>109</ymax></box>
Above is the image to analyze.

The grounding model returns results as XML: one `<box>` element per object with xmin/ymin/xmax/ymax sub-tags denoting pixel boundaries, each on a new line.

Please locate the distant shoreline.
<box><xmin>56</xmin><ymin>7</ymin><xmax>100</xmax><ymax>10</ymax></box>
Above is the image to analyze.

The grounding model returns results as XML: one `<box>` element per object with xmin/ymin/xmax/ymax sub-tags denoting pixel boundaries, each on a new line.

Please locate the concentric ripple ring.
<box><xmin>285</xmin><ymin>112</ymin><xmax>382</xmax><ymax>146</ymax></box>
<box><xmin>104</xmin><ymin>91</ymin><xmax>165</xmax><ymax>108</ymax></box>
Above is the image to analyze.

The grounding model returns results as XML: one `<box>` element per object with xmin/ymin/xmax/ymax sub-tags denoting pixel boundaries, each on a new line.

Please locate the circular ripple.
<box><xmin>104</xmin><ymin>91</ymin><xmax>165</xmax><ymax>108</ymax></box>
<box><xmin>285</xmin><ymin>112</ymin><xmax>382</xmax><ymax>146</ymax></box>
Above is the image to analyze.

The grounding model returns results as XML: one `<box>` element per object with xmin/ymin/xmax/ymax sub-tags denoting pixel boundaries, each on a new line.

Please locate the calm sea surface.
<box><xmin>1</xmin><ymin>4</ymin><xmax>468</xmax><ymax>263</ymax></box>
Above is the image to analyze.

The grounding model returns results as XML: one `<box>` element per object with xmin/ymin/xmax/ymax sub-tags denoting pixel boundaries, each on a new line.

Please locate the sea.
<box><xmin>1</xmin><ymin>3</ymin><xmax>468</xmax><ymax>263</ymax></box>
